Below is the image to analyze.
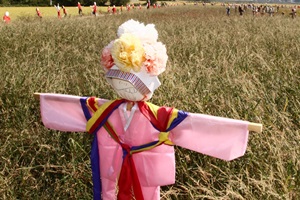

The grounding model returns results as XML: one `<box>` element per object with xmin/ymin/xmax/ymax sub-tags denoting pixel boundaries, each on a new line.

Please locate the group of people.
<box><xmin>34</xmin><ymin>3</ymin><xmax>68</xmax><ymax>19</ymax></box>
<box><xmin>106</xmin><ymin>3</ymin><xmax>159</xmax><ymax>14</ymax></box>
<box><xmin>4</xmin><ymin>3</ymin><xmax>299</xmax><ymax>23</ymax></box>
<box><xmin>2</xmin><ymin>1</ymin><xmax>164</xmax><ymax>23</ymax></box>
<box><xmin>54</xmin><ymin>3</ymin><xmax>69</xmax><ymax>18</ymax></box>
<box><xmin>99</xmin><ymin>1</ymin><xmax>163</xmax><ymax>15</ymax></box>
<box><xmin>55</xmin><ymin>2</ymin><xmax>158</xmax><ymax>18</ymax></box>
<box><xmin>224</xmin><ymin>3</ymin><xmax>298</xmax><ymax>18</ymax></box>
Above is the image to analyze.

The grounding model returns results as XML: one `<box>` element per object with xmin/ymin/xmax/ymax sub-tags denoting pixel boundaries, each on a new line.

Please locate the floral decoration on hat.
<box><xmin>101</xmin><ymin>20</ymin><xmax>168</xmax><ymax>76</ymax></box>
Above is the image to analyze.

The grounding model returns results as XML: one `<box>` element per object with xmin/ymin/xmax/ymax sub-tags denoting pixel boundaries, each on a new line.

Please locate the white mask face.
<box><xmin>111</xmin><ymin>78</ymin><xmax>145</xmax><ymax>101</ymax></box>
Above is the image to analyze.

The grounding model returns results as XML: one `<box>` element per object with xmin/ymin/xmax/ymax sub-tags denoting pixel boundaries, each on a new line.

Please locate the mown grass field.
<box><xmin>0</xmin><ymin>4</ymin><xmax>299</xmax><ymax>200</ymax></box>
<box><xmin>0</xmin><ymin>1</ymin><xmax>169</xmax><ymax>20</ymax></box>
<box><xmin>0</xmin><ymin>6</ymin><xmax>116</xmax><ymax>20</ymax></box>
<box><xmin>0</xmin><ymin>3</ymin><xmax>296</xmax><ymax>21</ymax></box>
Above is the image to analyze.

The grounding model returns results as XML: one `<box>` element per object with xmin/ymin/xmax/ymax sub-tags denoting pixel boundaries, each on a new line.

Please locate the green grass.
<box><xmin>0</xmin><ymin>5</ymin><xmax>299</xmax><ymax>199</ymax></box>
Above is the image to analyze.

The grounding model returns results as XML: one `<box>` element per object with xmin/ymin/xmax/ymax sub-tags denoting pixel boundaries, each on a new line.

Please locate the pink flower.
<box><xmin>101</xmin><ymin>41</ymin><xmax>115</xmax><ymax>71</ymax></box>
<box><xmin>143</xmin><ymin>42</ymin><xmax>168</xmax><ymax>76</ymax></box>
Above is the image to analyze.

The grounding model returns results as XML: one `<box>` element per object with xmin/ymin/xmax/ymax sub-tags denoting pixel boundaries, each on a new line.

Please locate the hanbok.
<box><xmin>38</xmin><ymin>93</ymin><xmax>250</xmax><ymax>200</ymax></box>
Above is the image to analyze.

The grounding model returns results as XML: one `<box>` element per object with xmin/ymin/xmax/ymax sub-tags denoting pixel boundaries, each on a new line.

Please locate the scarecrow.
<box><xmin>54</xmin><ymin>4</ymin><xmax>61</xmax><ymax>19</ymax></box>
<box><xmin>35</xmin><ymin>20</ymin><xmax>262</xmax><ymax>200</ymax></box>
<box><xmin>3</xmin><ymin>11</ymin><xmax>11</xmax><ymax>23</ymax></box>
<box><xmin>36</xmin><ymin>8</ymin><xmax>42</xmax><ymax>18</ymax></box>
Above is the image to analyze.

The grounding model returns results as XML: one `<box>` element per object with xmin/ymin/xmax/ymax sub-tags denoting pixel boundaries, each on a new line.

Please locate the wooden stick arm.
<box><xmin>34</xmin><ymin>92</ymin><xmax>40</xmax><ymax>100</ymax></box>
<box><xmin>248</xmin><ymin>122</ymin><xmax>263</xmax><ymax>133</ymax></box>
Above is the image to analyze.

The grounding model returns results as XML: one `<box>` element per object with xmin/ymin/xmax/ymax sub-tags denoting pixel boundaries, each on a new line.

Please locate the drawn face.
<box><xmin>111</xmin><ymin>78</ymin><xmax>144</xmax><ymax>101</ymax></box>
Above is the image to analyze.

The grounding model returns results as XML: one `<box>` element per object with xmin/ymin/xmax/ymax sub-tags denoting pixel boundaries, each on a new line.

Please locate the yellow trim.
<box><xmin>130</xmin><ymin>142</ymin><xmax>162</xmax><ymax>154</ymax></box>
<box><xmin>146</xmin><ymin>102</ymin><xmax>159</xmax><ymax>119</ymax></box>
<box><xmin>167</xmin><ymin>110</ymin><xmax>178</xmax><ymax>129</ymax></box>
<box><xmin>159</xmin><ymin>132</ymin><xmax>174</xmax><ymax>145</ymax></box>
<box><xmin>130</xmin><ymin>131</ymin><xmax>174</xmax><ymax>154</ymax></box>
<box><xmin>86</xmin><ymin>100</ymin><xmax>115</xmax><ymax>132</ymax></box>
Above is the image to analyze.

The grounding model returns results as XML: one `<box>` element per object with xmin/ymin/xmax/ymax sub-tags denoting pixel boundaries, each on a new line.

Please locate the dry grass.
<box><xmin>0</xmin><ymin>5</ymin><xmax>299</xmax><ymax>200</ymax></box>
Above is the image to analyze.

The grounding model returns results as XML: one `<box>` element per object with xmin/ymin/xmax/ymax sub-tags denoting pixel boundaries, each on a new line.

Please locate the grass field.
<box><xmin>0</xmin><ymin>3</ymin><xmax>297</xmax><ymax>20</ymax></box>
<box><xmin>0</xmin><ymin>6</ymin><xmax>117</xmax><ymax>20</ymax></box>
<box><xmin>0</xmin><ymin>2</ymin><xmax>181</xmax><ymax>20</ymax></box>
<box><xmin>0</xmin><ymin>4</ymin><xmax>299</xmax><ymax>200</ymax></box>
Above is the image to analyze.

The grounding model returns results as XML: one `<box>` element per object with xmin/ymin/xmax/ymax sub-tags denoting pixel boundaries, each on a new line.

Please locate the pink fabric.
<box><xmin>39</xmin><ymin>93</ymin><xmax>250</xmax><ymax>199</ymax></box>
<box><xmin>170</xmin><ymin>113</ymin><xmax>249</xmax><ymax>161</ymax></box>
<box><xmin>40</xmin><ymin>94</ymin><xmax>86</xmax><ymax>132</ymax></box>
<box><xmin>94</xmin><ymin>104</ymin><xmax>176</xmax><ymax>187</ymax></box>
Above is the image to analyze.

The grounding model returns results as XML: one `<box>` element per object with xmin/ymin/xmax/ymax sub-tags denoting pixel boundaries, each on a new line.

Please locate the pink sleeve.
<box><xmin>39</xmin><ymin>93</ymin><xmax>108</xmax><ymax>132</ymax></box>
<box><xmin>170</xmin><ymin>113</ymin><xmax>249</xmax><ymax>161</ymax></box>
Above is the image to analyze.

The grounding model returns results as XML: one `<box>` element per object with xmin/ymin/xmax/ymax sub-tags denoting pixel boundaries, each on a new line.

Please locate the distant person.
<box><xmin>36</xmin><ymin>8</ymin><xmax>42</xmax><ymax>18</ymax></box>
<box><xmin>291</xmin><ymin>7</ymin><xmax>296</xmax><ymax>19</ymax></box>
<box><xmin>107</xmin><ymin>6</ymin><xmax>111</xmax><ymax>13</ymax></box>
<box><xmin>112</xmin><ymin>5</ymin><xmax>117</xmax><ymax>14</ymax></box>
<box><xmin>268</xmin><ymin>6</ymin><xmax>274</xmax><ymax>17</ymax></box>
<box><xmin>78</xmin><ymin>2</ymin><xmax>83</xmax><ymax>15</ymax></box>
<box><xmin>91</xmin><ymin>2</ymin><xmax>97</xmax><ymax>16</ymax></box>
<box><xmin>252</xmin><ymin>6</ymin><xmax>258</xmax><ymax>16</ymax></box>
<box><xmin>54</xmin><ymin>4</ymin><xmax>61</xmax><ymax>19</ymax></box>
<box><xmin>3</xmin><ymin>11</ymin><xmax>11</xmax><ymax>24</ymax></box>
<box><xmin>62</xmin><ymin>6</ymin><xmax>67</xmax><ymax>17</ymax></box>
<box><xmin>257</xmin><ymin>5</ymin><xmax>261</xmax><ymax>14</ymax></box>
<box><xmin>238</xmin><ymin>5</ymin><xmax>244</xmax><ymax>16</ymax></box>
<box><xmin>147</xmin><ymin>0</ymin><xmax>150</xmax><ymax>9</ymax></box>
<box><xmin>226</xmin><ymin>5</ymin><xmax>230</xmax><ymax>16</ymax></box>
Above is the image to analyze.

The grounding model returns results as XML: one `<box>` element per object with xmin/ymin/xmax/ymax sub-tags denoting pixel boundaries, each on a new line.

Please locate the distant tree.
<box><xmin>0</xmin><ymin>0</ymin><xmax>10</xmax><ymax>5</ymax></box>
<box><xmin>98</xmin><ymin>0</ymin><xmax>108</xmax><ymax>6</ymax></box>
<box><xmin>82</xmin><ymin>0</ymin><xmax>94</xmax><ymax>6</ymax></box>
<box><xmin>82</xmin><ymin>0</ymin><xmax>107</xmax><ymax>6</ymax></box>
<box><xmin>152</xmin><ymin>0</ymin><xmax>157</xmax><ymax>5</ymax></box>
<box><xmin>110</xmin><ymin>0</ymin><xmax>129</xmax><ymax>6</ymax></box>
<box><xmin>60</xmin><ymin>0</ymin><xmax>75</xmax><ymax>6</ymax></box>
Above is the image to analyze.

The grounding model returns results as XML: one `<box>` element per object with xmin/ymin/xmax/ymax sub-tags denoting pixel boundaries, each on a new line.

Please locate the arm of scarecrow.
<box><xmin>34</xmin><ymin>93</ymin><xmax>87</xmax><ymax>132</ymax></box>
<box><xmin>248</xmin><ymin>122</ymin><xmax>262</xmax><ymax>133</ymax></box>
<box><xmin>170</xmin><ymin>112</ymin><xmax>262</xmax><ymax>161</ymax></box>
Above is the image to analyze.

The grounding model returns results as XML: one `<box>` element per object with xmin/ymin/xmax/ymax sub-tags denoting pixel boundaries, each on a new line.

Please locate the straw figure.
<box><xmin>34</xmin><ymin>20</ymin><xmax>262</xmax><ymax>200</ymax></box>
<box><xmin>3</xmin><ymin>11</ymin><xmax>11</xmax><ymax>23</ymax></box>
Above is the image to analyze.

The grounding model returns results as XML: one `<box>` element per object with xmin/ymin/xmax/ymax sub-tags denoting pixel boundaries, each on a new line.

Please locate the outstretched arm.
<box><xmin>170</xmin><ymin>112</ymin><xmax>261</xmax><ymax>161</ymax></box>
<box><xmin>36</xmin><ymin>93</ymin><xmax>87</xmax><ymax>132</ymax></box>
<box><xmin>35</xmin><ymin>93</ymin><xmax>107</xmax><ymax>132</ymax></box>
